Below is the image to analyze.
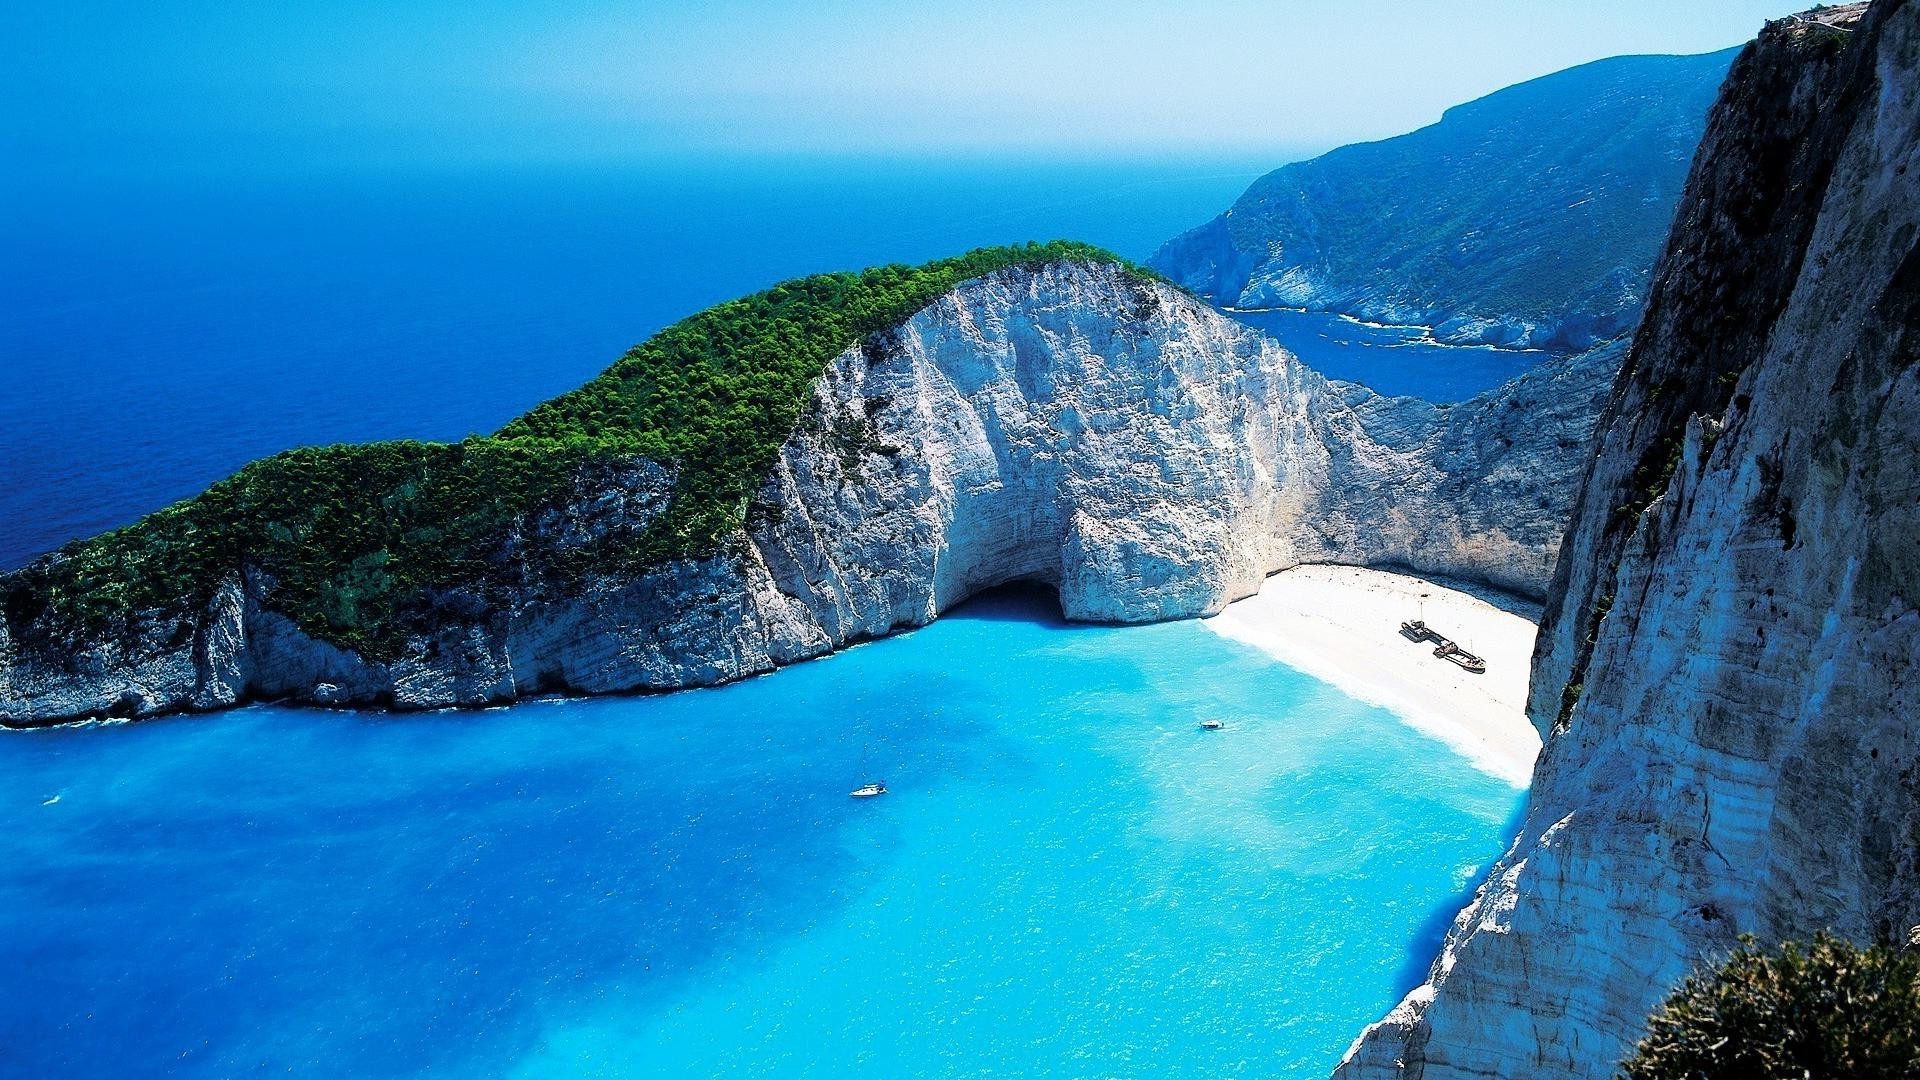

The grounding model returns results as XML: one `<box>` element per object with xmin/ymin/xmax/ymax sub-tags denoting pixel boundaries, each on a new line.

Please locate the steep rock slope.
<box><xmin>1152</xmin><ymin>49</ymin><xmax>1734</xmax><ymax>351</ymax></box>
<box><xmin>0</xmin><ymin>262</ymin><xmax>1614</xmax><ymax>726</ymax></box>
<box><xmin>1338</xmin><ymin>4</ymin><xmax>1915</xmax><ymax>1076</ymax></box>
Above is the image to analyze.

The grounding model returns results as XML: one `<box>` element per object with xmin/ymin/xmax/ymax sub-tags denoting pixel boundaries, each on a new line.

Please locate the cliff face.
<box><xmin>0</xmin><ymin>263</ymin><xmax>1613</xmax><ymax>726</ymax></box>
<box><xmin>1338</xmin><ymin>3</ymin><xmax>1917</xmax><ymax>1076</ymax></box>
<box><xmin>1151</xmin><ymin>50</ymin><xmax>1732</xmax><ymax>351</ymax></box>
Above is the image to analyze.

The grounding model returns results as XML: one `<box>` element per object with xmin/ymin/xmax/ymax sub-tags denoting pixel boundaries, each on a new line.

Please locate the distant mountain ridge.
<box><xmin>1339</xmin><ymin>2</ymin><xmax>1919</xmax><ymax>1074</ymax></box>
<box><xmin>1151</xmin><ymin>48</ymin><xmax>1738</xmax><ymax>351</ymax></box>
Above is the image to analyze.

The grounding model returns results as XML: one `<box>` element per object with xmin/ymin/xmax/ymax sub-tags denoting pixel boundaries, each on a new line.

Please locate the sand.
<box><xmin>1204</xmin><ymin>564</ymin><xmax>1544</xmax><ymax>787</ymax></box>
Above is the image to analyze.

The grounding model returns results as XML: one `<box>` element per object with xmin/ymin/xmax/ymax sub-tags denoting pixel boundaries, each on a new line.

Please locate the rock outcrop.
<box><xmin>1338</xmin><ymin>3</ymin><xmax>1916</xmax><ymax>1076</ymax></box>
<box><xmin>1151</xmin><ymin>50</ymin><xmax>1733</xmax><ymax>352</ymax></box>
<box><xmin>0</xmin><ymin>263</ymin><xmax>1615</xmax><ymax>726</ymax></box>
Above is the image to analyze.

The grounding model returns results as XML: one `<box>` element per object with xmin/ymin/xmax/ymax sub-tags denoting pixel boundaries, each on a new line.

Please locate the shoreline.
<box><xmin>1216</xmin><ymin>304</ymin><xmax>1552</xmax><ymax>355</ymax></box>
<box><xmin>1204</xmin><ymin>564</ymin><xmax>1543</xmax><ymax>787</ymax></box>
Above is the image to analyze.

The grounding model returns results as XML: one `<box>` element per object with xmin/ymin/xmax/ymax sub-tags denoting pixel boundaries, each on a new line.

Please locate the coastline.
<box><xmin>1204</xmin><ymin>564</ymin><xmax>1543</xmax><ymax>787</ymax></box>
<box><xmin>1217</xmin><ymin>304</ymin><xmax>1551</xmax><ymax>355</ymax></box>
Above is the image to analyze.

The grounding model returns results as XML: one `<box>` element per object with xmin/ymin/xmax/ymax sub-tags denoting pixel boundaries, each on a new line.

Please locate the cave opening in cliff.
<box><xmin>949</xmin><ymin>580</ymin><xmax>1068</xmax><ymax>626</ymax></box>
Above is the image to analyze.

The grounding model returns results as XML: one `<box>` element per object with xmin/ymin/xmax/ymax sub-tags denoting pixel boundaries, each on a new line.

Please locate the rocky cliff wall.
<box><xmin>0</xmin><ymin>263</ymin><xmax>1612</xmax><ymax>726</ymax></box>
<box><xmin>1151</xmin><ymin>51</ymin><xmax>1732</xmax><ymax>351</ymax></box>
<box><xmin>1338</xmin><ymin>4</ymin><xmax>1917</xmax><ymax>1076</ymax></box>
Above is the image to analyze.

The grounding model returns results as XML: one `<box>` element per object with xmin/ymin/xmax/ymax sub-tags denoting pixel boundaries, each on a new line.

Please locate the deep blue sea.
<box><xmin>1221</xmin><ymin>308</ymin><xmax>1545</xmax><ymax>402</ymax></box>
<box><xmin>0</xmin><ymin>589</ymin><xmax>1520</xmax><ymax>1077</ymax></box>
<box><xmin>2</xmin><ymin>159</ymin><xmax>1532</xmax><ymax>1077</ymax></box>
<box><xmin>0</xmin><ymin>158</ymin><xmax>1540</xmax><ymax>571</ymax></box>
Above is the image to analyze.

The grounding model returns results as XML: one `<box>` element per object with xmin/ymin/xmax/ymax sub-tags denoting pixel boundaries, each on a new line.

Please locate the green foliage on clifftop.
<box><xmin>1620</xmin><ymin>933</ymin><xmax>1920</xmax><ymax>1079</ymax></box>
<box><xmin>3</xmin><ymin>241</ymin><xmax>1159</xmax><ymax>660</ymax></box>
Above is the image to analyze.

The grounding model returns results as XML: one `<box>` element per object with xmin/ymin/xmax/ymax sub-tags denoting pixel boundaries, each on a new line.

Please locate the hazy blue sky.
<box><xmin>7</xmin><ymin>1</ymin><xmax>1800</xmax><ymax>173</ymax></box>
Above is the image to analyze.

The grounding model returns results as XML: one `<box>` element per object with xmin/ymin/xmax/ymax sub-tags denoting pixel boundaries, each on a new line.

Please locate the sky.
<box><xmin>5</xmin><ymin>1</ymin><xmax>1801</xmax><ymax>175</ymax></box>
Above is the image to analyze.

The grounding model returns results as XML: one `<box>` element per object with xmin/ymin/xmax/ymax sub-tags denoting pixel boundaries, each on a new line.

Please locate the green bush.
<box><xmin>1620</xmin><ymin>933</ymin><xmax>1920</xmax><ymax>1079</ymax></box>
<box><xmin>3</xmin><ymin>241</ymin><xmax>1162</xmax><ymax>660</ymax></box>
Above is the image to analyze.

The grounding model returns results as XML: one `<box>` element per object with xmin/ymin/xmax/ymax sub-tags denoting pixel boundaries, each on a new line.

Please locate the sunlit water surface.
<box><xmin>3</xmin><ymin>160</ymin><xmax>1533</xmax><ymax>1077</ymax></box>
<box><xmin>0</xmin><ymin>590</ymin><xmax>1520</xmax><ymax>1078</ymax></box>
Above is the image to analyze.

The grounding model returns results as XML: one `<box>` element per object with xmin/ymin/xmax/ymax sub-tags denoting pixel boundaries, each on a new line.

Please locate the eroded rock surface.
<box><xmin>1151</xmin><ymin>51</ymin><xmax>1731</xmax><ymax>351</ymax></box>
<box><xmin>0</xmin><ymin>262</ymin><xmax>1612</xmax><ymax>726</ymax></box>
<box><xmin>1339</xmin><ymin>4</ymin><xmax>1917</xmax><ymax>1076</ymax></box>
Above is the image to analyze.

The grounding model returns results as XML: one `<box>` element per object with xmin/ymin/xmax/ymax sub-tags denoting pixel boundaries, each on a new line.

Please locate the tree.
<box><xmin>1620</xmin><ymin>932</ymin><xmax>1920</xmax><ymax>1079</ymax></box>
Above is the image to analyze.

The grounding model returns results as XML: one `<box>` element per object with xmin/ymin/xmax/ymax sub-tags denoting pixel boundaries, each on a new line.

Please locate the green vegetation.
<box><xmin>1621</xmin><ymin>933</ymin><xmax>1920</xmax><ymax>1079</ymax></box>
<box><xmin>1556</xmin><ymin>681</ymin><xmax>1584</xmax><ymax>730</ymax></box>
<box><xmin>1614</xmin><ymin>432</ymin><xmax>1688</xmax><ymax>520</ymax></box>
<box><xmin>3</xmin><ymin>241</ymin><xmax>1159</xmax><ymax>659</ymax></box>
<box><xmin>1586</xmin><ymin>594</ymin><xmax>1614</xmax><ymax>645</ymax></box>
<box><xmin>1807</xmin><ymin>20</ymin><xmax>1853</xmax><ymax>56</ymax></box>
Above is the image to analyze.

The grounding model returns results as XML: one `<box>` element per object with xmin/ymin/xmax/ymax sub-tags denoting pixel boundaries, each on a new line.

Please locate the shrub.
<box><xmin>3</xmin><ymin>242</ymin><xmax>1164</xmax><ymax>660</ymax></box>
<box><xmin>1619</xmin><ymin>933</ymin><xmax>1920</xmax><ymax>1079</ymax></box>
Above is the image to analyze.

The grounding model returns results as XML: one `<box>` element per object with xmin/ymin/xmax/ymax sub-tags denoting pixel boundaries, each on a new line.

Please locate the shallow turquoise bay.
<box><xmin>0</xmin><ymin>590</ymin><xmax>1521</xmax><ymax>1077</ymax></box>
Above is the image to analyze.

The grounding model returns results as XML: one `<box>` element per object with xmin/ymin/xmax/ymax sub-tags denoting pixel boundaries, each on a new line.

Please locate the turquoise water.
<box><xmin>3</xmin><ymin>161</ymin><xmax>1529</xmax><ymax>1076</ymax></box>
<box><xmin>0</xmin><ymin>589</ymin><xmax>1520</xmax><ymax>1077</ymax></box>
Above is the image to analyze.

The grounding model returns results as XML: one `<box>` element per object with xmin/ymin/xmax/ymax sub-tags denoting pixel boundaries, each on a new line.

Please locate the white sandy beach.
<box><xmin>1204</xmin><ymin>564</ymin><xmax>1543</xmax><ymax>787</ymax></box>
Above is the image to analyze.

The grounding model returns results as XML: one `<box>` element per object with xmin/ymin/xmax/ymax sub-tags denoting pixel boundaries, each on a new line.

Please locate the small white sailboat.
<box><xmin>850</xmin><ymin>781</ymin><xmax>888</xmax><ymax>798</ymax></box>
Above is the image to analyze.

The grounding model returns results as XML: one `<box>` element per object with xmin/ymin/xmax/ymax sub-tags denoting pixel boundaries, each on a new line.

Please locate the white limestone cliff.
<box><xmin>0</xmin><ymin>262</ymin><xmax>1612</xmax><ymax>725</ymax></box>
<box><xmin>1337</xmin><ymin>4</ymin><xmax>1917</xmax><ymax>1076</ymax></box>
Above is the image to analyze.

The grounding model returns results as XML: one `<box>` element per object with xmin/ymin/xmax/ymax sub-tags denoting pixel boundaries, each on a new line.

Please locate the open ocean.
<box><xmin>0</xmin><ymin>157</ymin><xmax>1539</xmax><ymax>571</ymax></box>
<box><xmin>1</xmin><ymin>158</ymin><xmax>1533</xmax><ymax>1077</ymax></box>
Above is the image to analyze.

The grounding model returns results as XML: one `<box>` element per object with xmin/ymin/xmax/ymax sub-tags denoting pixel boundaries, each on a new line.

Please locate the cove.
<box><xmin>0</xmin><ymin>588</ymin><xmax>1521</xmax><ymax>1077</ymax></box>
<box><xmin>1225</xmin><ymin>307</ymin><xmax>1547</xmax><ymax>403</ymax></box>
